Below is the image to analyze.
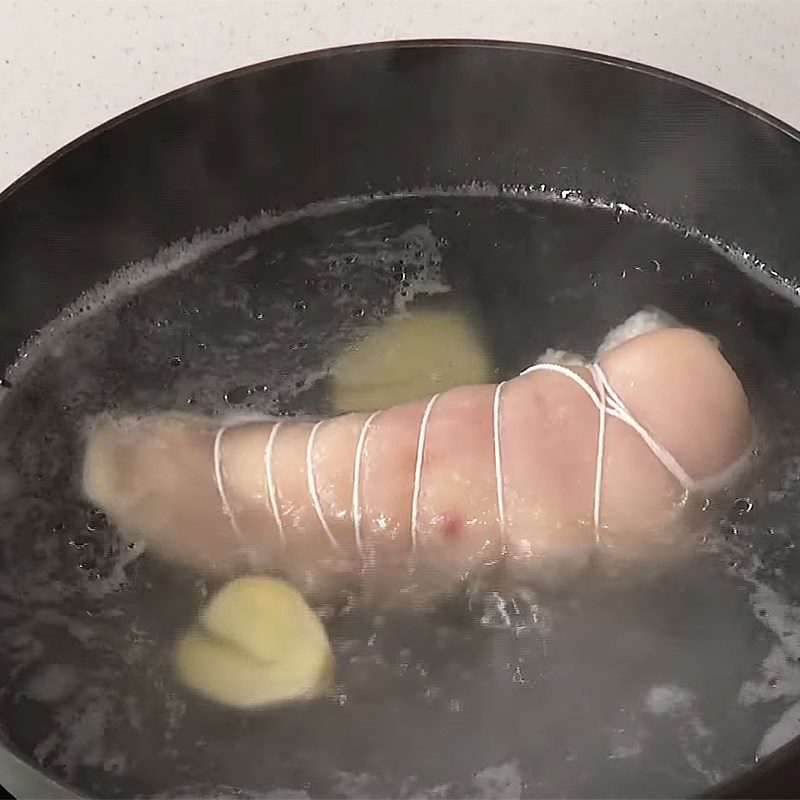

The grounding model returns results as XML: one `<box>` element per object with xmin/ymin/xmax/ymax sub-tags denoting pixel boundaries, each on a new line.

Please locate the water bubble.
<box><xmin>69</xmin><ymin>532</ymin><xmax>93</xmax><ymax>548</ymax></box>
<box><xmin>103</xmin><ymin>756</ymin><xmax>125</xmax><ymax>774</ymax></box>
<box><xmin>651</xmin><ymin>260</ymin><xmax>662</xmax><ymax>272</ymax></box>
<box><xmin>681</xmin><ymin>272</ymin><xmax>694</xmax><ymax>283</ymax></box>
<box><xmin>732</xmin><ymin>497</ymin><xmax>753</xmax><ymax>516</ymax></box>
<box><xmin>476</xmin><ymin>591</ymin><xmax>513</xmax><ymax>629</ymax></box>
<box><xmin>512</xmin><ymin>664</ymin><xmax>528</xmax><ymax>685</ymax></box>
<box><xmin>224</xmin><ymin>385</ymin><xmax>251</xmax><ymax>405</ymax></box>
<box><xmin>424</xmin><ymin>686</ymin><xmax>442</xmax><ymax>701</ymax></box>
<box><xmin>85</xmin><ymin>509</ymin><xmax>107</xmax><ymax>531</ymax></box>
<box><xmin>720</xmin><ymin>521</ymin><xmax>738</xmax><ymax>541</ymax></box>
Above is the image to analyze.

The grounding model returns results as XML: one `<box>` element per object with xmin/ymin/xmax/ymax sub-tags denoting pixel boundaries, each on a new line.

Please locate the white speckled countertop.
<box><xmin>0</xmin><ymin>1</ymin><xmax>798</xmax><ymax>797</ymax></box>
<box><xmin>1</xmin><ymin>0</ymin><xmax>799</xmax><ymax>194</ymax></box>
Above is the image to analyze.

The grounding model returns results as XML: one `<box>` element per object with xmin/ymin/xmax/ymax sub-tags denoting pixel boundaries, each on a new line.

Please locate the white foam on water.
<box><xmin>608</xmin><ymin>729</ymin><xmax>644</xmax><ymax>761</ymax></box>
<box><xmin>331</xmin><ymin>763</ymin><xmax>524</xmax><ymax>800</ymax></box>
<box><xmin>32</xmin><ymin>688</ymin><xmax>116</xmax><ymax>778</ymax></box>
<box><xmin>596</xmin><ymin>307</ymin><xmax>679</xmax><ymax>354</ymax></box>
<box><xmin>154</xmin><ymin>784</ymin><xmax>280</xmax><ymax>799</ymax></box>
<box><xmin>7</xmin><ymin>182</ymin><xmax>792</xmax><ymax>405</ymax></box>
<box><xmin>754</xmin><ymin>699</ymin><xmax>800</xmax><ymax>761</ymax></box>
<box><xmin>471</xmin><ymin>761</ymin><xmax>523</xmax><ymax>800</ymax></box>
<box><xmin>332</xmin><ymin>770</ymin><xmax>383</xmax><ymax>799</ymax></box>
<box><xmin>644</xmin><ymin>685</ymin><xmax>720</xmax><ymax>783</ymax></box>
<box><xmin>0</xmin><ymin>191</ymin><xmax>456</xmax><ymax>397</ymax></box>
<box><xmin>23</xmin><ymin>664</ymin><xmax>78</xmax><ymax>704</ymax></box>
<box><xmin>733</xmin><ymin>565</ymin><xmax>800</xmax><ymax>758</ymax></box>
<box><xmin>645</xmin><ymin>684</ymin><xmax>695</xmax><ymax>715</ymax></box>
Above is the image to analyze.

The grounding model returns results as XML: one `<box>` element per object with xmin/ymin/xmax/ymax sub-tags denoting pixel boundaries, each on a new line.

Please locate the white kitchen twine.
<box><xmin>306</xmin><ymin>419</ymin><xmax>340</xmax><ymax>549</ymax></box>
<box><xmin>264</xmin><ymin>420</ymin><xmax>286</xmax><ymax>546</ymax></box>
<box><xmin>212</xmin><ymin>425</ymin><xmax>242</xmax><ymax>538</ymax></box>
<box><xmin>497</xmin><ymin>361</ymin><xmax>696</xmax><ymax>542</ymax></box>
<box><xmin>410</xmin><ymin>393</ymin><xmax>441</xmax><ymax>554</ymax></box>
<box><xmin>212</xmin><ymin>423</ymin><xmax>261</xmax><ymax>567</ymax></box>
<box><xmin>403</xmin><ymin>358</ymin><xmax>694</xmax><ymax>554</ymax></box>
<box><xmin>492</xmin><ymin>381</ymin><xmax>507</xmax><ymax>541</ymax></box>
<box><xmin>219</xmin><ymin>417</ymin><xmax>348</xmax><ymax>551</ymax></box>
<box><xmin>351</xmin><ymin>410</ymin><xmax>380</xmax><ymax>559</ymax></box>
<box><xmin>215</xmin><ymin>360</ymin><xmax>695</xmax><ymax>557</ymax></box>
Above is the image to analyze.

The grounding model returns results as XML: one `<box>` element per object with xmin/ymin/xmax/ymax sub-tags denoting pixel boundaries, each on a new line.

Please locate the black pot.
<box><xmin>1</xmin><ymin>41</ymin><xmax>800</xmax><ymax>799</ymax></box>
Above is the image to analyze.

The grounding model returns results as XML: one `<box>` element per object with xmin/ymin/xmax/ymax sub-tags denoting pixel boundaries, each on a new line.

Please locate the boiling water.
<box><xmin>1</xmin><ymin>191</ymin><xmax>800</xmax><ymax>798</ymax></box>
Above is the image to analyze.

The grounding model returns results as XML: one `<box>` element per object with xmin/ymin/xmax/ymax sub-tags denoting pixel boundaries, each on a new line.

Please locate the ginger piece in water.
<box><xmin>332</xmin><ymin>308</ymin><xmax>493</xmax><ymax>413</ymax></box>
<box><xmin>174</xmin><ymin>577</ymin><xmax>334</xmax><ymax>708</ymax></box>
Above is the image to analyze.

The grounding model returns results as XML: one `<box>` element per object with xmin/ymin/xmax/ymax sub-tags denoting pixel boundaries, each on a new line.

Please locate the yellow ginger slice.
<box><xmin>174</xmin><ymin>576</ymin><xmax>334</xmax><ymax>709</ymax></box>
<box><xmin>332</xmin><ymin>308</ymin><xmax>493</xmax><ymax>412</ymax></box>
